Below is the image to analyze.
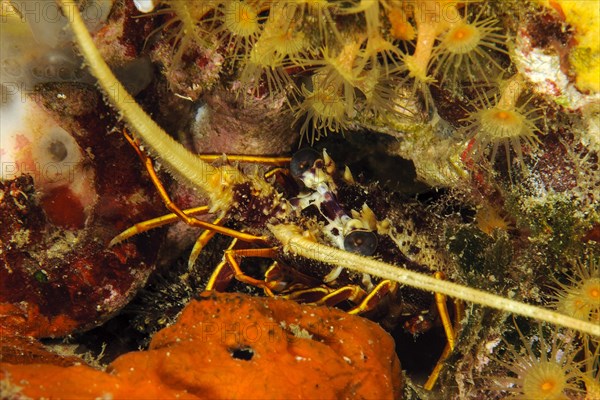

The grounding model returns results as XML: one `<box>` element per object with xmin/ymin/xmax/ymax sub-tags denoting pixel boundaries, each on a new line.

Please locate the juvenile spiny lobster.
<box><xmin>60</xmin><ymin>0</ymin><xmax>599</xmax><ymax>356</ymax></box>
<box><xmin>113</xmin><ymin>141</ymin><xmax>452</xmax><ymax>323</ymax></box>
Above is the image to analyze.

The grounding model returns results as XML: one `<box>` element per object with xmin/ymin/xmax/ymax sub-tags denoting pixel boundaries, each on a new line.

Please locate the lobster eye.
<box><xmin>290</xmin><ymin>148</ymin><xmax>321</xmax><ymax>178</ymax></box>
<box><xmin>343</xmin><ymin>230</ymin><xmax>378</xmax><ymax>256</ymax></box>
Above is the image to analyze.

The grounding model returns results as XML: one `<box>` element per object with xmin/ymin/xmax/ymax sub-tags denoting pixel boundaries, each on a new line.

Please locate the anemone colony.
<box><xmin>1</xmin><ymin>0</ymin><xmax>599</xmax><ymax>398</ymax></box>
<box><xmin>146</xmin><ymin>1</ymin><xmax>539</xmax><ymax>149</ymax></box>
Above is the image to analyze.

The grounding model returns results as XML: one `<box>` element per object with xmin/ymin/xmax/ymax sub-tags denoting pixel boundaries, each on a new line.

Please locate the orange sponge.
<box><xmin>1</xmin><ymin>292</ymin><xmax>401</xmax><ymax>399</ymax></box>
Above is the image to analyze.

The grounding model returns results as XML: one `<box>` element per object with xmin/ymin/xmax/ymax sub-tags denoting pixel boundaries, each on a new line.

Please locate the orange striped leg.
<box><xmin>109</xmin><ymin>205</ymin><xmax>209</xmax><ymax>246</ymax></box>
<box><xmin>434</xmin><ymin>272</ymin><xmax>456</xmax><ymax>351</ymax></box>
<box><xmin>224</xmin><ymin>247</ymin><xmax>280</xmax><ymax>296</ymax></box>
<box><xmin>348</xmin><ymin>280</ymin><xmax>397</xmax><ymax>314</ymax></box>
<box><xmin>205</xmin><ymin>239</ymin><xmax>238</xmax><ymax>292</ymax></box>
<box><xmin>187</xmin><ymin>214</ymin><xmax>224</xmax><ymax>268</ymax></box>
<box><xmin>423</xmin><ymin>272</ymin><xmax>462</xmax><ymax>390</ymax></box>
<box><xmin>206</xmin><ymin>243</ymin><xmax>281</xmax><ymax>295</ymax></box>
<box><xmin>122</xmin><ymin>130</ymin><xmax>267</xmax><ymax>244</ymax></box>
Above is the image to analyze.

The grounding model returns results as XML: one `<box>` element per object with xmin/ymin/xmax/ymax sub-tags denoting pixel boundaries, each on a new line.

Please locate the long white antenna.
<box><xmin>271</xmin><ymin>224</ymin><xmax>600</xmax><ymax>337</ymax></box>
<box><xmin>59</xmin><ymin>0</ymin><xmax>231</xmax><ymax>204</ymax></box>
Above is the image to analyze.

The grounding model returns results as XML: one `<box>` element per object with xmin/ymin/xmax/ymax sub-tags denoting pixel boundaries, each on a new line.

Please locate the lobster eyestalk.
<box><xmin>59</xmin><ymin>0</ymin><xmax>245</xmax><ymax>212</ymax></box>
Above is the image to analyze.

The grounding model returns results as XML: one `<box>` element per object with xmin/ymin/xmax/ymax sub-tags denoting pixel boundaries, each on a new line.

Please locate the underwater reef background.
<box><xmin>1</xmin><ymin>0</ymin><xmax>599</xmax><ymax>399</ymax></box>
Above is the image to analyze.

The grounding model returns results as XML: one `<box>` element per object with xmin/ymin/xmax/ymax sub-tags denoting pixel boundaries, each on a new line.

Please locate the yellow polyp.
<box><xmin>167</xmin><ymin>0</ymin><xmax>209</xmax><ymax>48</ymax></box>
<box><xmin>583</xmin><ymin>279</ymin><xmax>600</xmax><ymax>303</ymax></box>
<box><xmin>454</xmin><ymin>30</ymin><xmax>466</xmax><ymax>40</ymax></box>
<box><xmin>475</xmin><ymin>205</ymin><xmax>510</xmax><ymax>235</ymax></box>
<box><xmin>479</xmin><ymin>107</ymin><xmax>528</xmax><ymax>140</ymax></box>
<box><xmin>325</xmin><ymin>42</ymin><xmax>363</xmax><ymax>84</ymax></box>
<box><xmin>541</xmin><ymin>380</ymin><xmax>555</xmax><ymax>392</ymax></box>
<box><xmin>446</xmin><ymin>23</ymin><xmax>481</xmax><ymax>54</ymax></box>
<box><xmin>496</xmin><ymin>111</ymin><xmax>511</xmax><ymax>120</ymax></box>
<box><xmin>388</xmin><ymin>8</ymin><xmax>416</xmax><ymax>41</ymax></box>
<box><xmin>522</xmin><ymin>362</ymin><xmax>567</xmax><ymax>400</ymax></box>
<box><xmin>410</xmin><ymin>21</ymin><xmax>438</xmax><ymax>77</ymax></box>
<box><xmin>551</xmin><ymin>256</ymin><xmax>600</xmax><ymax>325</ymax></box>
<box><xmin>404</xmin><ymin>55</ymin><xmax>434</xmax><ymax>83</ymax></box>
<box><xmin>225</xmin><ymin>1</ymin><xmax>259</xmax><ymax>38</ymax></box>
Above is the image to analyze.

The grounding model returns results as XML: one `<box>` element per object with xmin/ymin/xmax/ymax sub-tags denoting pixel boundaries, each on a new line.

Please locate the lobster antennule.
<box><xmin>59</xmin><ymin>0</ymin><xmax>245</xmax><ymax>211</ymax></box>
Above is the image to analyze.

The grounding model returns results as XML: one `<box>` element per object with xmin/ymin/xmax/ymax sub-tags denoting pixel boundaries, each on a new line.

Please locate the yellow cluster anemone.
<box><xmin>550</xmin><ymin>254</ymin><xmax>600</xmax><ymax>324</ymax></box>
<box><xmin>462</xmin><ymin>74</ymin><xmax>543</xmax><ymax>170</ymax></box>
<box><xmin>488</xmin><ymin>323</ymin><xmax>585</xmax><ymax>399</ymax></box>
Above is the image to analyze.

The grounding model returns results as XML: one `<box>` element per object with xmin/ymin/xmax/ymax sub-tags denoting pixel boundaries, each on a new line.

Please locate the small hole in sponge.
<box><xmin>229</xmin><ymin>347</ymin><xmax>254</xmax><ymax>361</ymax></box>
<box><xmin>48</xmin><ymin>140</ymin><xmax>68</xmax><ymax>162</ymax></box>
